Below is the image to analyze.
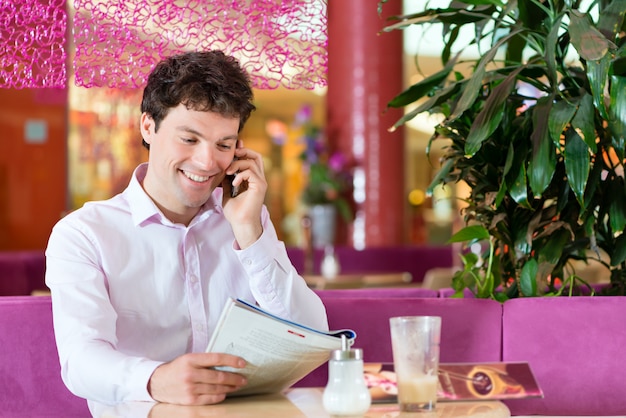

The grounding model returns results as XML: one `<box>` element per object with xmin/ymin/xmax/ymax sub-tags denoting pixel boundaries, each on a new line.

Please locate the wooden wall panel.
<box><xmin>0</xmin><ymin>88</ymin><xmax>67</xmax><ymax>250</ymax></box>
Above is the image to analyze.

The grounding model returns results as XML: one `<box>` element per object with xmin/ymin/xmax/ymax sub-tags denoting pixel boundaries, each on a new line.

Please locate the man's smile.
<box><xmin>181</xmin><ymin>169</ymin><xmax>210</xmax><ymax>183</ymax></box>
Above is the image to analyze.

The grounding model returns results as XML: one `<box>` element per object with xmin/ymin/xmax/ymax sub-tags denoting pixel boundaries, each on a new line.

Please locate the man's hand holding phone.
<box><xmin>222</xmin><ymin>140</ymin><xmax>267</xmax><ymax>249</ymax></box>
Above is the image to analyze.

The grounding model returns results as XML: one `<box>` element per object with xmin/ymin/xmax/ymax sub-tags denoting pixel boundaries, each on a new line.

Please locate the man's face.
<box><xmin>140</xmin><ymin>104</ymin><xmax>240</xmax><ymax>224</ymax></box>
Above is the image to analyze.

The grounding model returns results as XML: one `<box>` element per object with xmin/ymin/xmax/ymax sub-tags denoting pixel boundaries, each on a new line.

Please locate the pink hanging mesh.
<box><xmin>72</xmin><ymin>0</ymin><xmax>328</xmax><ymax>90</ymax></box>
<box><xmin>0</xmin><ymin>0</ymin><xmax>67</xmax><ymax>88</ymax></box>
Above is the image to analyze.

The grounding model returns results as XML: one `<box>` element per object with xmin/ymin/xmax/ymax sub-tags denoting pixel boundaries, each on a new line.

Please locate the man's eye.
<box><xmin>218</xmin><ymin>143</ymin><xmax>233</xmax><ymax>150</ymax></box>
<box><xmin>182</xmin><ymin>137</ymin><xmax>197</xmax><ymax>144</ymax></box>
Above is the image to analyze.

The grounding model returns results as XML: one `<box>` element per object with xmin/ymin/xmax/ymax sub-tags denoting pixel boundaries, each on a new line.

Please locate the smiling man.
<box><xmin>45</xmin><ymin>51</ymin><xmax>328</xmax><ymax>412</ymax></box>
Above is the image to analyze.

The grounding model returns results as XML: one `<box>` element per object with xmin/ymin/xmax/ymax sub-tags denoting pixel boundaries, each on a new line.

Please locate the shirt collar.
<box><xmin>124</xmin><ymin>163</ymin><xmax>223</xmax><ymax>227</ymax></box>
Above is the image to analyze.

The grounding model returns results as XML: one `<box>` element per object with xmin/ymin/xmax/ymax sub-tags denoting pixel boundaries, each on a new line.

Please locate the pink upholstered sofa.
<box><xmin>0</xmin><ymin>296</ymin><xmax>90</xmax><ymax>417</ymax></box>
<box><xmin>1</xmin><ymin>261</ymin><xmax>621</xmax><ymax>415</ymax></box>
<box><xmin>501</xmin><ymin>297</ymin><xmax>626</xmax><ymax>415</ymax></box>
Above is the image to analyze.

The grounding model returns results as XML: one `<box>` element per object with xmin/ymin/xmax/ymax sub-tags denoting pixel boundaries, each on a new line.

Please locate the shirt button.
<box><xmin>189</xmin><ymin>275</ymin><xmax>199</xmax><ymax>283</ymax></box>
<box><xmin>243</xmin><ymin>259</ymin><xmax>252</xmax><ymax>266</ymax></box>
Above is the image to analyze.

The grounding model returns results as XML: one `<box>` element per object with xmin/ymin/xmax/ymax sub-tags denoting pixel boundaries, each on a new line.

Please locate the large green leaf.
<box><xmin>503</xmin><ymin>1</ymin><xmax>525</xmax><ymax>65</ymax></box>
<box><xmin>388</xmin><ymin>55</ymin><xmax>459</xmax><ymax>108</ymax></box>
<box><xmin>381</xmin><ymin>7</ymin><xmax>493</xmax><ymax>32</ymax></box>
<box><xmin>427</xmin><ymin>158</ymin><xmax>455</xmax><ymax>196</ymax></box>
<box><xmin>537</xmin><ymin>229</ymin><xmax>571</xmax><ymax>265</ymax></box>
<box><xmin>569</xmin><ymin>10</ymin><xmax>610</xmax><ymax>61</ymax></box>
<box><xmin>508</xmin><ymin>161</ymin><xmax>531</xmax><ymax>208</ymax></box>
<box><xmin>609</xmin><ymin>179</ymin><xmax>626</xmax><ymax>233</ymax></box>
<box><xmin>380</xmin><ymin>9</ymin><xmax>442</xmax><ymax>32</ymax></box>
<box><xmin>544</xmin><ymin>14</ymin><xmax>564</xmax><ymax>86</ymax></box>
<box><xmin>448</xmin><ymin>224</ymin><xmax>491</xmax><ymax>243</ymax></box>
<box><xmin>495</xmin><ymin>145</ymin><xmax>515</xmax><ymax>207</ymax></box>
<box><xmin>442</xmin><ymin>25</ymin><xmax>460</xmax><ymax>64</ymax></box>
<box><xmin>465</xmin><ymin>67</ymin><xmax>523</xmax><ymax>156</ymax></box>
<box><xmin>596</xmin><ymin>0</ymin><xmax>626</xmax><ymax>42</ymax></box>
<box><xmin>582</xmin><ymin>146</ymin><xmax>605</xmax><ymax>211</ymax></box>
<box><xmin>528</xmin><ymin>97</ymin><xmax>555</xmax><ymax>196</ymax></box>
<box><xmin>586</xmin><ymin>55</ymin><xmax>611</xmax><ymax>120</ymax></box>
<box><xmin>564</xmin><ymin>129</ymin><xmax>590</xmax><ymax>207</ymax></box>
<box><xmin>571</xmin><ymin>93</ymin><xmax>597</xmax><ymax>152</ymax></box>
<box><xmin>518</xmin><ymin>0</ymin><xmax>548</xmax><ymax>31</ymax></box>
<box><xmin>549</xmin><ymin>99</ymin><xmax>577</xmax><ymax>147</ymax></box>
<box><xmin>612</xmin><ymin>233</ymin><xmax>626</xmax><ymax>267</ymax></box>
<box><xmin>437</xmin><ymin>6</ymin><xmax>499</xmax><ymax>25</ymax></box>
<box><xmin>450</xmin><ymin>29</ymin><xmax>522</xmax><ymax>121</ymax></box>
<box><xmin>609</xmin><ymin>75</ymin><xmax>626</xmax><ymax>157</ymax></box>
<box><xmin>512</xmin><ymin>209</ymin><xmax>533</xmax><ymax>257</ymax></box>
<box><xmin>519</xmin><ymin>258</ymin><xmax>538</xmax><ymax>297</ymax></box>
<box><xmin>391</xmin><ymin>83</ymin><xmax>460</xmax><ymax>131</ymax></box>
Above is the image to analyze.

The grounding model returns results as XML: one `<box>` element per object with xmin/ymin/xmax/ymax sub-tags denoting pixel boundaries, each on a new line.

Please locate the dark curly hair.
<box><xmin>140</xmin><ymin>50</ymin><xmax>256</xmax><ymax>149</ymax></box>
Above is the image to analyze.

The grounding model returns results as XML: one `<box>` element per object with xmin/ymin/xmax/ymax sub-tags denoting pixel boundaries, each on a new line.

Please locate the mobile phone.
<box><xmin>227</xmin><ymin>156</ymin><xmax>240</xmax><ymax>198</ymax></box>
<box><xmin>227</xmin><ymin>173</ymin><xmax>239</xmax><ymax>198</ymax></box>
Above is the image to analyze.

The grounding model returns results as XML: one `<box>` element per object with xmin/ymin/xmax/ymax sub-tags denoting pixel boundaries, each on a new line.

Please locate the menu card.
<box><xmin>364</xmin><ymin>362</ymin><xmax>543</xmax><ymax>403</ymax></box>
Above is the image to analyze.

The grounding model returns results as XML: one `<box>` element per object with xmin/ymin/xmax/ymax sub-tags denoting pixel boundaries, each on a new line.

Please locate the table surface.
<box><xmin>94</xmin><ymin>388</ymin><xmax>511</xmax><ymax>418</ymax></box>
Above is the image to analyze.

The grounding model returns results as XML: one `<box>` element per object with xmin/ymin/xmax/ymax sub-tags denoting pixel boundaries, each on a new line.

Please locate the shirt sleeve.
<box><xmin>45</xmin><ymin>219</ymin><xmax>161</xmax><ymax>405</ymax></box>
<box><xmin>234</xmin><ymin>208</ymin><xmax>330</xmax><ymax>332</ymax></box>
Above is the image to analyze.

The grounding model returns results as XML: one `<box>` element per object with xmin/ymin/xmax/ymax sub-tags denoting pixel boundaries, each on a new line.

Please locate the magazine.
<box><xmin>364</xmin><ymin>362</ymin><xmax>543</xmax><ymax>403</ymax></box>
<box><xmin>206</xmin><ymin>298</ymin><xmax>355</xmax><ymax>396</ymax></box>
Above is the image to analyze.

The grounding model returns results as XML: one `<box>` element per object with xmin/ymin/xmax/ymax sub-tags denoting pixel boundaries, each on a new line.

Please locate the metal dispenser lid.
<box><xmin>330</xmin><ymin>334</ymin><xmax>363</xmax><ymax>360</ymax></box>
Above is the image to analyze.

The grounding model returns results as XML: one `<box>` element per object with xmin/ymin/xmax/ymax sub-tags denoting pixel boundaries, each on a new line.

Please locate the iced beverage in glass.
<box><xmin>390</xmin><ymin>316</ymin><xmax>441</xmax><ymax>412</ymax></box>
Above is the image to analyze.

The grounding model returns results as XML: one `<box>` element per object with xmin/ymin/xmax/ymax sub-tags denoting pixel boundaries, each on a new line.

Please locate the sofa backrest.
<box><xmin>0</xmin><ymin>296</ymin><xmax>89</xmax><ymax>417</ymax></box>
<box><xmin>296</xmin><ymin>296</ymin><xmax>503</xmax><ymax>387</ymax></box>
<box><xmin>502</xmin><ymin>297</ymin><xmax>626</xmax><ymax>416</ymax></box>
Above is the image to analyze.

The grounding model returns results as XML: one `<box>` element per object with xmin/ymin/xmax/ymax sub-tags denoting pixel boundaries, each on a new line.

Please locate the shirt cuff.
<box><xmin>233</xmin><ymin>230</ymin><xmax>276</xmax><ymax>275</ymax></box>
<box><xmin>126</xmin><ymin>359</ymin><xmax>164</xmax><ymax>402</ymax></box>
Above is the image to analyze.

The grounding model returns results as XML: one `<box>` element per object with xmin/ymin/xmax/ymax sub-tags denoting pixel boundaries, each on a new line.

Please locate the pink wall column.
<box><xmin>326</xmin><ymin>0</ymin><xmax>405</xmax><ymax>248</ymax></box>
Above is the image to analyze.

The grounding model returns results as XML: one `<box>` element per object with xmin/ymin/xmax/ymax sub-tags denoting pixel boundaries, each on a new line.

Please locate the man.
<box><xmin>45</xmin><ymin>50</ymin><xmax>328</xmax><ymax>409</ymax></box>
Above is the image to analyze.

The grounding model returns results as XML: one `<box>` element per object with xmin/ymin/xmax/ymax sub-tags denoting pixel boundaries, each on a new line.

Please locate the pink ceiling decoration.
<box><xmin>0</xmin><ymin>0</ymin><xmax>67</xmax><ymax>88</ymax></box>
<box><xmin>72</xmin><ymin>0</ymin><xmax>328</xmax><ymax>90</ymax></box>
<box><xmin>0</xmin><ymin>0</ymin><xmax>327</xmax><ymax>89</ymax></box>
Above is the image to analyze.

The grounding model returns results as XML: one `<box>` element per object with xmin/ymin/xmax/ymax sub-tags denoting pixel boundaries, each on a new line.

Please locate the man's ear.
<box><xmin>140</xmin><ymin>113</ymin><xmax>154</xmax><ymax>145</ymax></box>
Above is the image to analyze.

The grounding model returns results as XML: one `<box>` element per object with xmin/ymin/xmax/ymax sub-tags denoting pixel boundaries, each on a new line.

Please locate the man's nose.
<box><xmin>192</xmin><ymin>144</ymin><xmax>217</xmax><ymax>169</ymax></box>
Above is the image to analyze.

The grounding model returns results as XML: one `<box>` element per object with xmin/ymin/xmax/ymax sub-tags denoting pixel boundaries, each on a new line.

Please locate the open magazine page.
<box><xmin>206</xmin><ymin>298</ymin><xmax>355</xmax><ymax>396</ymax></box>
<box><xmin>365</xmin><ymin>362</ymin><xmax>543</xmax><ymax>403</ymax></box>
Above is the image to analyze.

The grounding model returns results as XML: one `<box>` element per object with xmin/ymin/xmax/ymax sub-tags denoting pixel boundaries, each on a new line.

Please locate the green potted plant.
<box><xmin>381</xmin><ymin>0</ymin><xmax>626</xmax><ymax>299</ymax></box>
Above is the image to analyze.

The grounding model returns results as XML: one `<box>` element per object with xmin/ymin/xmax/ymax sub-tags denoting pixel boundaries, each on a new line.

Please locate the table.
<box><xmin>93</xmin><ymin>388</ymin><xmax>511</xmax><ymax>418</ymax></box>
<box><xmin>303</xmin><ymin>272</ymin><xmax>413</xmax><ymax>289</ymax></box>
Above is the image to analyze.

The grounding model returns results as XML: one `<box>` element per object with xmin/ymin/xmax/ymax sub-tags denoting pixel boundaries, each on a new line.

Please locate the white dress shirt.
<box><xmin>45</xmin><ymin>163</ymin><xmax>328</xmax><ymax>406</ymax></box>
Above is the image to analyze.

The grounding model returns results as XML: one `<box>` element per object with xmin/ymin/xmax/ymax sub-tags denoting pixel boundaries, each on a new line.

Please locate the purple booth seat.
<box><xmin>0</xmin><ymin>250</ymin><xmax>47</xmax><ymax>296</ymax></box>
<box><xmin>295</xmin><ymin>297</ymin><xmax>503</xmax><ymax>387</ymax></box>
<box><xmin>286</xmin><ymin>245</ymin><xmax>454</xmax><ymax>285</ymax></box>
<box><xmin>502</xmin><ymin>297</ymin><xmax>626</xmax><ymax>415</ymax></box>
<box><xmin>314</xmin><ymin>287</ymin><xmax>438</xmax><ymax>299</ymax></box>
<box><xmin>0</xmin><ymin>296</ymin><xmax>89</xmax><ymax>417</ymax></box>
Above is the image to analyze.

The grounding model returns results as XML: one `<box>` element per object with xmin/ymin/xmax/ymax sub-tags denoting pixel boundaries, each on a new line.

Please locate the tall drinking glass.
<box><xmin>389</xmin><ymin>316</ymin><xmax>441</xmax><ymax>412</ymax></box>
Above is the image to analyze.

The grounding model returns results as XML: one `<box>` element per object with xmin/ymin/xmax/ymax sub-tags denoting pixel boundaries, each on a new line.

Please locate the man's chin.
<box><xmin>179</xmin><ymin>189</ymin><xmax>215</xmax><ymax>208</ymax></box>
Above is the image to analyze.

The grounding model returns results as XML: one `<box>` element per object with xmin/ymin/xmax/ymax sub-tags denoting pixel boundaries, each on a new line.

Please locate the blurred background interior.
<box><xmin>0</xmin><ymin>0</ymin><xmax>469</xmax><ymax>252</ymax></box>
